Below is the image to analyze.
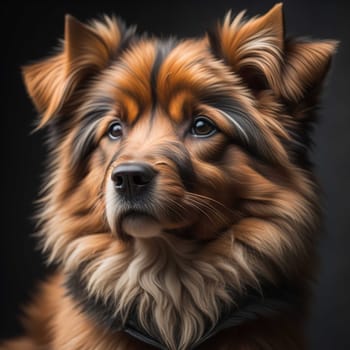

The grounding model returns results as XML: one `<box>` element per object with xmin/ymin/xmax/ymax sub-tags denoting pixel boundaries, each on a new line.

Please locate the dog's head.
<box><xmin>23</xmin><ymin>4</ymin><xmax>336</xmax><ymax>349</ymax></box>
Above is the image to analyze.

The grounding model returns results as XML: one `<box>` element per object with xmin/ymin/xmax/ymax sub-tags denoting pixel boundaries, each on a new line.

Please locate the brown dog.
<box><xmin>2</xmin><ymin>3</ymin><xmax>337</xmax><ymax>349</ymax></box>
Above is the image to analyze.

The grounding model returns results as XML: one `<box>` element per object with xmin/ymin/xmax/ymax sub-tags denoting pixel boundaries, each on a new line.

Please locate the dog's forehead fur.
<box><xmin>75</xmin><ymin>36</ymin><xmax>289</xmax><ymax>169</ymax></box>
<box><xmin>86</xmin><ymin>38</ymin><xmax>240</xmax><ymax>118</ymax></box>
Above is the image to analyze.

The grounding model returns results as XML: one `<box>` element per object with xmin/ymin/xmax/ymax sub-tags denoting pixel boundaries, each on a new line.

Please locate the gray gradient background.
<box><xmin>0</xmin><ymin>0</ymin><xmax>349</xmax><ymax>348</ymax></box>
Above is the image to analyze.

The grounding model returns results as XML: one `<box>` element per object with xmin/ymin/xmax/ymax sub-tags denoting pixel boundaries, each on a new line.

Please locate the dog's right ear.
<box><xmin>22</xmin><ymin>15</ymin><xmax>135</xmax><ymax>128</ymax></box>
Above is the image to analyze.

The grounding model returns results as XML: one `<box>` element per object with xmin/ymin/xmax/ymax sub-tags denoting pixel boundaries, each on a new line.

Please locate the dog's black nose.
<box><xmin>111</xmin><ymin>162</ymin><xmax>157</xmax><ymax>198</ymax></box>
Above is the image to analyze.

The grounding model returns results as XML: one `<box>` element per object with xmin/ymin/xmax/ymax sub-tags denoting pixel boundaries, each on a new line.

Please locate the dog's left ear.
<box><xmin>208</xmin><ymin>3</ymin><xmax>338</xmax><ymax>105</ymax></box>
<box><xmin>22</xmin><ymin>15</ymin><xmax>134</xmax><ymax>128</ymax></box>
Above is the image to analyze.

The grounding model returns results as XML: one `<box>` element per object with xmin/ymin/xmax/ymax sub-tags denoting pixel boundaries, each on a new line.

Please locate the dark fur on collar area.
<box><xmin>67</xmin><ymin>268</ymin><xmax>304</xmax><ymax>349</ymax></box>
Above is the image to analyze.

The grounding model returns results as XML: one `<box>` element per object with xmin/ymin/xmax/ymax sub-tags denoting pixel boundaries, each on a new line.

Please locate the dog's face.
<box><xmin>90</xmin><ymin>38</ymin><xmax>277</xmax><ymax>242</ymax></box>
<box><xmin>23</xmin><ymin>4</ymin><xmax>336</xmax><ymax>349</ymax></box>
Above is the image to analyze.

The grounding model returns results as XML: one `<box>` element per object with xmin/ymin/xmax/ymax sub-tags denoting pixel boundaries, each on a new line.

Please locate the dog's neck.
<box><xmin>66</xmin><ymin>234</ymin><xmax>300</xmax><ymax>350</ymax></box>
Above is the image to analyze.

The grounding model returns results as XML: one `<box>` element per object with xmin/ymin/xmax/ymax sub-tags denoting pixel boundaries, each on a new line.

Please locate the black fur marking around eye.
<box><xmin>71</xmin><ymin>98</ymin><xmax>114</xmax><ymax>170</ymax></box>
<box><xmin>204</xmin><ymin>95</ymin><xmax>278</xmax><ymax>164</ymax></box>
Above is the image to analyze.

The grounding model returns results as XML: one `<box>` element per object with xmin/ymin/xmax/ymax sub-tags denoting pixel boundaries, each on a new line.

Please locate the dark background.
<box><xmin>1</xmin><ymin>0</ymin><xmax>349</xmax><ymax>349</ymax></box>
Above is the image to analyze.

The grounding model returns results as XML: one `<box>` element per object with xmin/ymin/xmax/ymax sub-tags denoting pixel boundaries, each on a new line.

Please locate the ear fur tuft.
<box><xmin>208</xmin><ymin>3</ymin><xmax>338</xmax><ymax>103</ymax></box>
<box><xmin>22</xmin><ymin>15</ymin><xmax>135</xmax><ymax>128</ymax></box>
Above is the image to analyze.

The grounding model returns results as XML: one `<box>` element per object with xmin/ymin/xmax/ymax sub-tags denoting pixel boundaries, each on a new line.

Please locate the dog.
<box><xmin>2</xmin><ymin>3</ymin><xmax>337</xmax><ymax>349</ymax></box>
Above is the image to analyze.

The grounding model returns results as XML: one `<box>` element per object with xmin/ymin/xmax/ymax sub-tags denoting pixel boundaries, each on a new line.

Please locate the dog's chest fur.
<box><xmin>67</xmin><ymin>235</ymin><xmax>248</xmax><ymax>350</ymax></box>
<box><xmin>67</xmin><ymin>235</ymin><xmax>302</xmax><ymax>350</ymax></box>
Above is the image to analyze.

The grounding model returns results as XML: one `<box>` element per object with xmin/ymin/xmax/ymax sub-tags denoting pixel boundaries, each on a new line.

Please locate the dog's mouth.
<box><xmin>117</xmin><ymin>210</ymin><xmax>162</xmax><ymax>239</ymax></box>
<box><xmin>116</xmin><ymin>210</ymin><xmax>196</xmax><ymax>240</ymax></box>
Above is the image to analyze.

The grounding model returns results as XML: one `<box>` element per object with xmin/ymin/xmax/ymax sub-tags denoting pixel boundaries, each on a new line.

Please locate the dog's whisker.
<box><xmin>183</xmin><ymin>197</ymin><xmax>222</xmax><ymax>225</ymax></box>
<box><xmin>184</xmin><ymin>195</ymin><xmax>229</xmax><ymax>224</ymax></box>
<box><xmin>186</xmin><ymin>192</ymin><xmax>235</xmax><ymax>215</ymax></box>
<box><xmin>161</xmin><ymin>197</ymin><xmax>187</xmax><ymax>219</ymax></box>
<box><xmin>185</xmin><ymin>199</ymin><xmax>223</xmax><ymax>222</ymax></box>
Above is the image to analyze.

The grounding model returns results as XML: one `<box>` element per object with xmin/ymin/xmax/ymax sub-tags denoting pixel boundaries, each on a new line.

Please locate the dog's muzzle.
<box><xmin>109</xmin><ymin>162</ymin><xmax>162</xmax><ymax>238</ymax></box>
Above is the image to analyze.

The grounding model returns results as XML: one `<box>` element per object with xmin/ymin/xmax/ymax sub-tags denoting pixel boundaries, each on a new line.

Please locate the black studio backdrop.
<box><xmin>1</xmin><ymin>0</ymin><xmax>349</xmax><ymax>349</ymax></box>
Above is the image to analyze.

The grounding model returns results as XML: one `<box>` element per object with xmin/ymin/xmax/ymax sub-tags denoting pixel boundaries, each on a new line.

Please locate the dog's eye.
<box><xmin>191</xmin><ymin>116</ymin><xmax>217</xmax><ymax>137</ymax></box>
<box><xmin>108</xmin><ymin>122</ymin><xmax>123</xmax><ymax>140</ymax></box>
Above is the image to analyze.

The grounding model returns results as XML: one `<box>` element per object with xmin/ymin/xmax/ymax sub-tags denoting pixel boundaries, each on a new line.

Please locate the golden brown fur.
<box><xmin>2</xmin><ymin>3</ymin><xmax>337</xmax><ymax>350</ymax></box>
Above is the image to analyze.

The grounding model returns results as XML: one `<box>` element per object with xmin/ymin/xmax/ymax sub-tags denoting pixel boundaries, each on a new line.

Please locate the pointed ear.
<box><xmin>208</xmin><ymin>3</ymin><xmax>284</xmax><ymax>91</ymax></box>
<box><xmin>22</xmin><ymin>15</ymin><xmax>135</xmax><ymax>128</ymax></box>
<box><xmin>208</xmin><ymin>3</ymin><xmax>338</xmax><ymax>104</ymax></box>
<box><xmin>279</xmin><ymin>39</ymin><xmax>338</xmax><ymax>104</ymax></box>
